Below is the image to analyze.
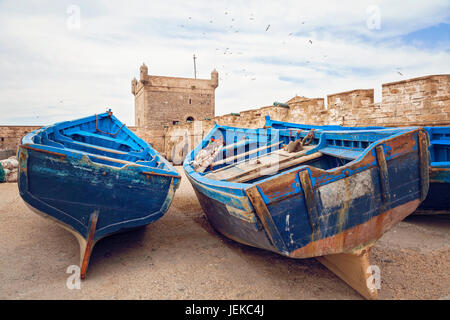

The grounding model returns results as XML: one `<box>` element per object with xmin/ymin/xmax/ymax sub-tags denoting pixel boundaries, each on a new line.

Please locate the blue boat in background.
<box><xmin>184</xmin><ymin>123</ymin><xmax>429</xmax><ymax>299</ymax></box>
<box><xmin>17</xmin><ymin>110</ymin><xmax>181</xmax><ymax>278</ymax></box>
<box><xmin>420</xmin><ymin>127</ymin><xmax>450</xmax><ymax>213</ymax></box>
<box><xmin>265</xmin><ymin>116</ymin><xmax>450</xmax><ymax>213</ymax></box>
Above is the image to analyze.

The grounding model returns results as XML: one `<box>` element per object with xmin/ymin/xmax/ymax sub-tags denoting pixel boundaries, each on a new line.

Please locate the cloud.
<box><xmin>0</xmin><ymin>0</ymin><xmax>448</xmax><ymax>125</ymax></box>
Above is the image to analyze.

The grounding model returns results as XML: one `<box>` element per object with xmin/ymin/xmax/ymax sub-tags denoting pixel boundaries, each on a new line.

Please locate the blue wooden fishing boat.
<box><xmin>265</xmin><ymin>116</ymin><xmax>450</xmax><ymax>214</ymax></box>
<box><xmin>17</xmin><ymin>110</ymin><xmax>181</xmax><ymax>278</ymax></box>
<box><xmin>184</xmin><ymin>123</ymin><xmax>429</xmax><ymax>299</ymax></box>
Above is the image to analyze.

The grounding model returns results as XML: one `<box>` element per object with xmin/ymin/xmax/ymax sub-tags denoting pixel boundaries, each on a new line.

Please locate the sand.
<box><xmin>0</xmin><ymin>167</ymin><xmax>448</xmax><ymax>300</ymax></box>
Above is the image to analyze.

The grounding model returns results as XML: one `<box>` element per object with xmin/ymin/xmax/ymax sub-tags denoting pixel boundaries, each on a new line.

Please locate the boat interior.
<box><xmin>195</xmin><ymin>126</ymin><xmax>409</xmax><ymax>184</ymax></box>
<box><xmin>426</xmin><ymin>127</ymin><xmax>450</xmax><ymax>167</ymax></box>
<box><xmin>29</xmin><ymin>113</ymin><xmax>170</xmax><ymax>170</ymax></box>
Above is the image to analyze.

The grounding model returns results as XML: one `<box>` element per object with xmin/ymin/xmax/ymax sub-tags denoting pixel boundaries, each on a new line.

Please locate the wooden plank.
<box><xmin>225</xmin><ymin>150</ymin><xmax>321</xmax><ymax>182</ymax></box>
<box><xmin>245</xmin><ymin>186</ymin><xmax>288</xmax><ymax>253</ymax></box>
<box><xmin>413</xmin><ymin>209</ymin><xmax>450</xmax><ymax>215</ymax></box>
<box><xmin>418</xmin><ymin>130</ymin><xmax>430</xmax><ymax>201</ymax></box>
<box><xmin>222</xmin><ymin>139</ymin><xmax>255</xmax><ymax>151</ymax></box>
<box><xmin>298</xmin><ymin>170</ymin><xmax>320</xmax><ymax>240</ymax></box>
<box><xmin>207</xmin><ymin>144</ymin><xmax>313</xmax><ymax>177</ymax></box>
<box><xmin>21</xmin><ymin>145</ymin><xmax>67</xmax><ymax>158</ymax></box>
<box><xmin>80</xmin><ymin>210</ymin><xmax>99</xmax><ymax>279</ymax></box>
<box><xmin>141</xmin><ymin>171</ymin><xmax>180</xmax><ymax>179</ymax></box>
<box><xmin>69</xmin><ymin>140</ymin><xmax>128</xmax><ymax>155</ymax></box>
<box><xmin>211</xmin><ymin>141</ymin><xmax>282</xmax><ymax>167</ymax></box>
<box><xmin>316</xmin><ymin>245</ymin><xmax>378</xmax><ymax>300</ymax></box>
<box><xmin>204</xmin><ymin>166</ymin><xmax>244</xmax><ymax>181</ymax></box>
<box><xmin>233</xmin><ymin>152</ymin><xmax>323</xmax><ymax>183</ymax></box>
<box><xmin>375</xmin><ymin>145</ymin><xmax>391</xmax><ymax>204</ymax></box>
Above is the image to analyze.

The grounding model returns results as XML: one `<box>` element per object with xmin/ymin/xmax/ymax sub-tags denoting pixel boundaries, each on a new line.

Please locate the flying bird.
<box><xmin>266</xmin><ymin>24</ymin><xmax>270</xmax><ymax>31</ymax></box>
<box><xmin>397</xmin><ymin>71</ymin><xmax>404</xmax><ymax>76</ymax></box>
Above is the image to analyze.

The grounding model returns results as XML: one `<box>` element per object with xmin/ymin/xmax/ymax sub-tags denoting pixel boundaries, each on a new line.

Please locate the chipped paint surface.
<box><xmin>225</xmin><ymin>204</ymin><xmax>257</xmax><ymax>223</ymax></box>
<box><xmin>319</xmin><ymin>169</ymin><xmax>374</xmax><ymax>210</ymax></box>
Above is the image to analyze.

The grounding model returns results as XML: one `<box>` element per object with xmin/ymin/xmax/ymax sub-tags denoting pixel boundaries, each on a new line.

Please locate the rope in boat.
<box><xmin>95</xmin><ymin>114</ymin><xmax>125</xmax><ymax>137</ymax></box>
<box><xmin>302</xmin><ymin>129</ymin><xmax>315</xmax><ymax>146</ymax></box>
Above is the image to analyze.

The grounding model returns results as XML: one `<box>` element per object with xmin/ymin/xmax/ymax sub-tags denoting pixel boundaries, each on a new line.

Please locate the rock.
<box><xmin>6</xmin><ymin>168</ymin><xmax>18</xmax><ymax>182</ymax></box>
<box><xmin>0</xmin><ymin>158</ymin><xmax>18</xmax><ymax>170</ymax></box>
<box><xmin>6</xmin><ymin>169</ymin><xmax>17</xmax><ymax>183</ymax></box>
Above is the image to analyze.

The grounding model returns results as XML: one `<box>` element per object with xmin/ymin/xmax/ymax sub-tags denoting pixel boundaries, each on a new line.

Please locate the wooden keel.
<box><xmin>79</xmin><ymin>211</ymin><xmax>99</xmax><ymax>279</ymax></box>
<box><xmin>23</xmin><ymin>204</ymin><xmax>100</xmax><ymax>279</ymax></box>
<box><xmin>316</xmin><ymin>245</ymin><xmax>378</xmax><ymax>300</ymax></box>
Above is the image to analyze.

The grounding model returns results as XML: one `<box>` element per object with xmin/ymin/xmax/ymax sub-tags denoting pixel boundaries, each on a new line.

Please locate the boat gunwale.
<box><xmin>184</xmin><ymin>123</ymin><xmax>425</xmax><ymax>192</ymax></box>
<box><xmin>266</xmin><ymin>116</ymin><xmax>449</xmax><ymax>170</ymax></box>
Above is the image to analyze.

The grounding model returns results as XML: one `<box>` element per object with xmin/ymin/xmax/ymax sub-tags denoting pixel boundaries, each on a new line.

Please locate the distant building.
<box><xmin>132</xmin><ymin>63</ymin><xmax>218</xmax><ymax>129</ymax></box>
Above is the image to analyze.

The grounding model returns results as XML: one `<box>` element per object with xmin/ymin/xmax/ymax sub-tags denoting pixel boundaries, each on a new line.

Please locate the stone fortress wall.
<box><xmin>162</xmin><ymin>74</ymin><xmax>450</xmax><ymax>163</ymax></box>
<box><xmin>1</xmin><ymin>74</ymin><xmax>448</xmax><ymax>163</ymax></box>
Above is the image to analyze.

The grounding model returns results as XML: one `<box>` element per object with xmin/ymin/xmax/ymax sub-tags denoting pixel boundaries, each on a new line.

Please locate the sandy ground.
<box><xmin>0</xmin><ymin>166</ymin><xmax>449</xmax><ymax>300</ymax></box>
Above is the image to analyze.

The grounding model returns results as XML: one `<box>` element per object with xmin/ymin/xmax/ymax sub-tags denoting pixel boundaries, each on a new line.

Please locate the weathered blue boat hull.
<box><xmin>17</xmin><ymin>111</ymin><xmax>181</xmax><ymax>277</ymax></box>
<box><xmin>185</xmin><ymin>128</ymin><xmax>427</xmax><ymax>257</ymax></box>
<box><xmin>184</xmin><ymin>123</ymin><xmax>428</xmax><ymax>298</ymax></box>
<box><xmin>18</xmin><ymin>147</ymin><xmax>178</xmax><ymax>241</ymax></box>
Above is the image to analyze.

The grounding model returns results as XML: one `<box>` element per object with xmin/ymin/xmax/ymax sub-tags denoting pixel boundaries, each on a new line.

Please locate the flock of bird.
<box><xmin>177</xmin><ymin>11</ymin><xmax>405</xmax><ymax>82</ymax></box>
<box><xmin>178</xmin><ymin>11</ymin><xmax>319</xmax><ymax>82</ymax></box>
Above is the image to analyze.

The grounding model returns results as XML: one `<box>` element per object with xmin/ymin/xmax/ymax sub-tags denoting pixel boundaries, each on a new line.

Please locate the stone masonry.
<box><xmin>131</xmin><ymin>63</ymin><xmax>218</xmax><ymax>151</ymax></box>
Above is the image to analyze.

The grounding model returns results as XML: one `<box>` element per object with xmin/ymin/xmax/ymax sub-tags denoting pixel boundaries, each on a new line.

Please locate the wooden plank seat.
<box><xmin>210</xmin><ymin>141</ymin><xmax>283</xmax><ymax>168</ymax></box>
<box><xmin>205</xmin><ymin>145</ymin><xmax>320</xmax><ymax>182</ymax></box>
<box><xmin>52</xmin><ymin>136</ymin><xmax>149</xmax><ymax>163</ymax></box>
<box><xmin>62</xmin><ymin>129</ymin><xmax>136</xmax><ymax>150</ymax></box>
<box><xmin>319</xmin><ymin>147</ymin><xmax>364</xmax><ymax>160</ymax></box>
<box><xmin>430</xmin><ymin>139</ymin><xmax>450</xmax><ymax>146</ymax></box>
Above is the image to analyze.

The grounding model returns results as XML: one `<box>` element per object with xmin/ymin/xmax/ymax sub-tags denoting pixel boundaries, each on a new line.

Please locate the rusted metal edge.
<box><xmin>20</xmin><ymin>145</ymin><xmax>67</xmax><ymax>158</ymax></box>
<box><xmin>418</xmin><ymin>130</ymin><xmax>430</xmax><ymax>201</ymax></box>
<box><xmin>245</xmin><ymin>186</ymin><xmax>288</xmax><ymax>253</ymax></box>
<box><xmin>375</xmin><ymin>145</ymin><xmax>391</xmax><ymax>204</ymax></box>
<box><xmin>298</xmin><ymin>170</ymin><xmax>321</xmax><ymax>241</ymax></box>
<box><xmin>80</xmin><ymin>210</ymin><xmax>99</xmax><ymax>279</ymax></box>
<box><xmin>141</xmin><ymin>171</ymin><xmax>181</xmax><ymax>179</ymax></box>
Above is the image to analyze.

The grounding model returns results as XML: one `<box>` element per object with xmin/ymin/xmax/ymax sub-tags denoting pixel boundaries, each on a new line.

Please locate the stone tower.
<box><xmin>131</xmin><ymin>63</ymin><xmax>218</xmax><ymax>151</ymax></box>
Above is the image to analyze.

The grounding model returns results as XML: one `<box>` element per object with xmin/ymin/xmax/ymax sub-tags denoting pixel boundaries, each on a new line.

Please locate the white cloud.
<box><xmin>0</xmin><ymin>0</ymin><xmax>448</xmax><ymax>125</ymax></box>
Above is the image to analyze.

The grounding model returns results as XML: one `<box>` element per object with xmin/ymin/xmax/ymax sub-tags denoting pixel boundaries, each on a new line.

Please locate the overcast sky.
<box><xmin>0</xmin><ymin>0</ymin><xmax>449</xmax><ymax>125</ymax></box>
